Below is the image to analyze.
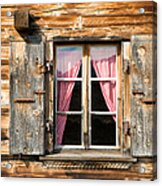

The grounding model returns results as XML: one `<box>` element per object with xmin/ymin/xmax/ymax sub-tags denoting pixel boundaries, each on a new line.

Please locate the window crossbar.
<box><xmin>56</xmin><ymin>77</ymin><xmax>82</xmax><ymax>81</ymax></box>
<box><xmin>90</xmin><ymin>111</ymin><xmax>116</xmax><ymax>115</ymax></box>
<box><xmin>90</xmin><ymin>77</ymin><xmax>116</xmax><ymax>81</ymax></box>
<box><xmin>56</xmin><ymin>111</ymin><xmax>83</xmax><ymax>115</ymax></box>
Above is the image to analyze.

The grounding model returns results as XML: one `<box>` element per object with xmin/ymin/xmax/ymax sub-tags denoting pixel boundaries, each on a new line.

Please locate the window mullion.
<box><xmin>82</xmin><ymin>44</ymin><xmax>90</xmax><ymax>149</ymax></box>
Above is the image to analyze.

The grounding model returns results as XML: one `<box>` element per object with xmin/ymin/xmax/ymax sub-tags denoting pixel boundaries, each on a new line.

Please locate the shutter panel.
<box><xmin>10</xmin><ymin>38</ymin><xmax>45</xmax><ymax>155</ymax></box>
<box><xmin>131</xmin><ymin>35</ymin><xmax>157</xmax><ymax>157</ymax></box>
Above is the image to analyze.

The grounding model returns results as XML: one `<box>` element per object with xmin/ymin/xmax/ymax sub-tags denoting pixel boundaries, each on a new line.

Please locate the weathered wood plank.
<box><xmin>82</xmin><ymin>15</ymin><xmax>155</xmax><ymax>27</ymax></box>
<box><xmin>131</xmin><ymin>35</ymin><xmax>157</xmax><ymax>157</ymax></box>
<box><xmin>1</xmin><ymin>10</ymin><xmax>156</xmax><ymax>43</ymax></box>
<box><xmin>1</xmin><ymin>22</ymin><xmax>155</xmax><ymax>43</ymax></box>
<box><xmin>122</xmin><ymin>42</ymin><xmax>131</xmax><ymax>152</ymax></box>
<box><xmin>10</xmin><ymin>40</ymin><xmax>45</xmax><ymax>155</ymax></box>
<box><xmin>1</xmin><ymin>160</ymin><xmax>156</xmax><ymax>180</ymax></box>
<box><xmin>44</xmin><ymin>41</ymin><xmax>54</xmax><ymax>153</ymax></box>
<box><xmin>1</xmin><ymin>3</ymin><xmax>156</xmax><ymax>19</ymax></box>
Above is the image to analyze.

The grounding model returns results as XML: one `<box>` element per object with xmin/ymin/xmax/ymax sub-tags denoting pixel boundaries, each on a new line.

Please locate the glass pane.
<box><xmin>90</xmin><ymin>46</ymin><xmax>116</xmax><ymax>78</ymax></box>
<box><xmin>57</xmin><ymin>81</ymin><xmax>81</xmax><ymax>111</ymax></box>
<box><xmin>56</xmin><ymin>46</ymin><xmax>82</xmax><ymax>78</ymax></box>
<box><xmin>57</xmin><ymin>114</ymin><xmax>82</xmax><ymax>145</ymax></box>
<box><xmin>91</xmin><ymin>81</ymin><xmax>116</xmax><ymax>112</ymax></box>
<box><xmin>91</xmin><ymin>115</ymin><xmax>116</xmax><ymax>146</ymax></box>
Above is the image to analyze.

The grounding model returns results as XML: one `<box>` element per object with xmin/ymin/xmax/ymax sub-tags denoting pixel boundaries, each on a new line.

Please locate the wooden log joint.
<box><xmin>14</xmin><ymin>10</ymin><xmax>30</xmax><ymax>30</ymax></box>
<box><xmin>14</xmin><ymin>98</ymin><xmax>35</xmax><ymax>103</ymax></box>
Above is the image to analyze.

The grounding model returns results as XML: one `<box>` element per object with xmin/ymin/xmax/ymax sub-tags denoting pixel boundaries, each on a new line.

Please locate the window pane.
<box><xmin>90</xmin><ymin>46</ymin><xmax>116</xmax><ymax>78</ymax></box>
<box><xmin>56</xmin><ymin>46</ymin><xmax>82</xmax><ymax>78</ymax></box>
<box><xmin>57</xmin><ymin>81</ymin><xmax>81</xmax><ymax>111</ymax></box>
<box><xmin>91</xmin><ymin>81</ymin><xmax>116</xmax><ymax>112</ymax></box>
<box><xmin>57</xmin><ymin>114</ymin><xmax>82</xmax><ymax>145</ymax></box>
<box><xmin>91</xmin><ymin>115</ymin><xmax>116</xmax><ymax>146</ymax></box>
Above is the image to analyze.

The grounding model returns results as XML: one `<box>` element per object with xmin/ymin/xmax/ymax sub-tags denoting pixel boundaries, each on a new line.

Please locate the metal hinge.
<box><xmin>124</xmin><ymin>59</ymin><xmax>130</xmax><ymax>74</ymax></box>
<box><xmin>123</xmin><ymin>120</ymin><xmax>131</xmax><ymax>136</ymax></box>
<box><xmin>38</xmin><ymin>62</ymin><xmax>53</xmax><ymax>74</ymax></box>
<box><xmin>45</xmin><ymin>61</ymin><xmax>53</xmax><ymax>73</ymax></box>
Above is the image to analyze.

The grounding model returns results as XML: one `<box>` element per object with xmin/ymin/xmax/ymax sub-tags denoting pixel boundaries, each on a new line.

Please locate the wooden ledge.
<box><xmin>39</xmin><ymin>150</ymin><xmax>137</xmax><ymax>162</ymax></box>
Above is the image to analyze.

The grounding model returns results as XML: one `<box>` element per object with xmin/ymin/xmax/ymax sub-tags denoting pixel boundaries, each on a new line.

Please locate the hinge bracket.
<box><xmin>123</xmin><ymin>120</ymin><xmax>130</xmax><ymax>136</ymax></box>
<box><xmin>45</xmin><ymin>61</ymin><xmax>53</xmax><ymax>73</ymax></box>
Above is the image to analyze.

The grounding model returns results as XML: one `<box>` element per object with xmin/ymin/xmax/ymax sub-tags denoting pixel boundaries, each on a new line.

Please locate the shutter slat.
<box><xmin>10</xmin><ymin>39</ymin><xmax>45</xmax><ymax>155</ymax></box>
<box><xmin>131</xmin><ymin>35</ymin><xmax>157</xmax><ymax>157</ymax></box>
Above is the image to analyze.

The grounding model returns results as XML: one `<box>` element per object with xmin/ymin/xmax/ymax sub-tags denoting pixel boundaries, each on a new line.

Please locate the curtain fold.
<box><xmin>92</xmin><ymin>55</ymin><xmax>116</xmax><ymax>121</ymax></box>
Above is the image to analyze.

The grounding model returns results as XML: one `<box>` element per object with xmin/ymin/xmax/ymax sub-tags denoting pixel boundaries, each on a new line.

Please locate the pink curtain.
<box><xmin>92</xmin><ymin>55</ymin><xmax>116</xmax><ymax>121</ymax></box>
<box><xmin>56</xmin><ymin>47</ymin><xmax>82</xmax><ymax>145</ymax></box>
<box><xmin>57</xmin><ymin>62</ymin><xmax>81</xmax><ymax>145</ymax></box>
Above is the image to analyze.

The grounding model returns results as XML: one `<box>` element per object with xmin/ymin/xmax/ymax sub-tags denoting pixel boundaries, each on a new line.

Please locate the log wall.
<box><xmin>1</xmin><ymin>1</ymin><xmax>157</xmax><ymax>180</ymax></box>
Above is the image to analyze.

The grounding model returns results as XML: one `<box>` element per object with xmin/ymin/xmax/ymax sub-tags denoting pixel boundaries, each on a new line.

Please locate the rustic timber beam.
<box><xmin>14</xmin><ymin>10</ymin><xmax>30</xmax><ymax>30</ymax></box>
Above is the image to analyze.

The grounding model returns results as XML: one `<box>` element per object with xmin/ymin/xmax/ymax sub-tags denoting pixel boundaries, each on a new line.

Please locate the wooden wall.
<box><xmin>1</xmin><ymin>1</ymin><xmax>157</xmax><ymax>180</ymax></box>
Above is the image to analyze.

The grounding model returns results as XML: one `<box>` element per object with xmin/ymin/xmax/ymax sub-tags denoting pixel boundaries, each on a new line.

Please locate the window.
<box><xmin>54</xmin><ymin>44</ymin><xmax>121</xmax><ymax>150</ymax></box>
<box><xmin>55</xmin><ymin>46</ymin><xmax>83</xmax><ymax>148</ymax></box>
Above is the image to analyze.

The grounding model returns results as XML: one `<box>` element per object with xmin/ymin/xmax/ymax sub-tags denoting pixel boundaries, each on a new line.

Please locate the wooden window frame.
<box><xmin>53</xmin><ymin>42</ymin><xmax>122</xmax><ymax>152</ymax></box>
<box><xmin>88</xmin><ymin>44</ymin><xmax>119</xmax><ymax>149</ymax></box>
<box><xmin>54</xmin><ymin>45</ymin><xmax>84</xmax><ymax>149</ymax></box>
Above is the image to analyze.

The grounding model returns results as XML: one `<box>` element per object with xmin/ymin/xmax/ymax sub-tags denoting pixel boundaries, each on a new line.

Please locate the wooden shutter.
<box><xmin>131</xmin><ymin>35</ymin><xmax>157</xmax><ymax>157</ymax></box>
<box><xmin>10</xmin><ymin>38</ymin><xmax>46</xmax><ymax>155</ymax></box>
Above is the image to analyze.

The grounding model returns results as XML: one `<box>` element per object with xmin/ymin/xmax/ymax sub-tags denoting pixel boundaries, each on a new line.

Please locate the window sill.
<box><xmin>39</xmin><ymin>150</ymin><xmax>137</xmax><ymax>162</ymax></box>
